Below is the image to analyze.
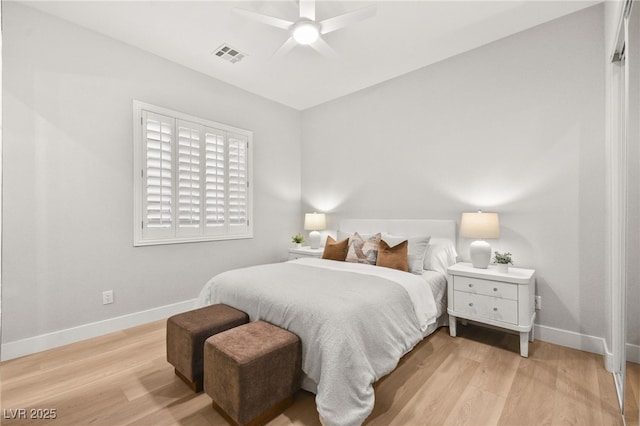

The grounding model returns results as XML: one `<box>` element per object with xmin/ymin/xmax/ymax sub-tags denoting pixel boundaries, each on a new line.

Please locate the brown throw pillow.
<box><xmin>376</xmin><ymin>239</ymin><xmax>409</xmax><ymax>272</ymax></box>
<box><xmin>322</xmin><ymin>236</ymin><xmax>349</xmax><ymax>261</ymax></box>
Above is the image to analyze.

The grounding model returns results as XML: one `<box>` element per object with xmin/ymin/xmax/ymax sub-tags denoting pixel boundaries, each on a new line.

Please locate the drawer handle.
<box><xmin>493</xmin><ymin>307</ymin><xmax>498</xmax><ymax>311</ymax></box>
<box><xmin>468</xmin><ymin>283</ymin><xmax>473</xmax><ymax>288</ymax></box>
<box><xmin>493</xmin><ymin>288</ymin><xmax>498</xmax><ymax>292</ymax></box>
<box><xmin>468</xmin><ymin>302</ymin><xmax>474</xmax><ymax>307</ymax></box>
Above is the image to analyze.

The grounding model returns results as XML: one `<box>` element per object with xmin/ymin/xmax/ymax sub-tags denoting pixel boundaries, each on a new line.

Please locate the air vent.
<box><xmin>212</xmin><ymin>44</ymin><xmax>246</xmax><ymax>64</ymax></box>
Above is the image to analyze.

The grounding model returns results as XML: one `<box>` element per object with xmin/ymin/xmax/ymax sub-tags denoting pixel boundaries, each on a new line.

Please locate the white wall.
<box><xmin>302</xmin><ymin>6</ymin><xmax>607</xmax><ymax>343</ymax></box>
<box><xmin>2</xmin><ymin>2</ymin><xmax>620</xmax><ymax>362</ymax></box>
<box><xmin>2</xmin><ymin>3</ymin><xmax>301</xmax><ymax>346</ymax></box>
<box><xmin>0</xmin><ymin>1</ymin><xmax>3</xmax><ymax>360</ymax></box>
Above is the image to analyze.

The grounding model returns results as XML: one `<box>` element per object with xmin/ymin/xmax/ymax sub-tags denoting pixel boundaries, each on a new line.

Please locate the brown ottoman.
<box><xmin>167</xmin><ymin>304</ymin><xmax>249</xmax><ymax>392</ymax></box>
<box><xmin>204</xmin><ymin>321</ymin><xmax>302</xmax><ymax>426</ymax></box>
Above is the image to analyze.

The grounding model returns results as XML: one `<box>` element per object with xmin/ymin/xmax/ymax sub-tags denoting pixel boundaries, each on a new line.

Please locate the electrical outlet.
<box><xmin>102</xmin><ymin>290</ymin><xmax>114</xmax><ymax>305</ymax></box>
<box><xmin>535</xmin><ymin>296</ymin><xmax>541</xmax><ymax>310</ymax></box>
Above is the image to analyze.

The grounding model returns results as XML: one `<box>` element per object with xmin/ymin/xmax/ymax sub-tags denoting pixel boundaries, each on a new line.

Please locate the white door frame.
<box><xmin>609</xmin><ymin>0</ymin><xmax>632</xmax><ymax>413</ymax></box>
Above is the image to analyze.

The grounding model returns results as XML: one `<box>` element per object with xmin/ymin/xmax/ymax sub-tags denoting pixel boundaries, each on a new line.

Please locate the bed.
<box><xmin>196</xmin><ymin>219</ymin><xmax>457</xmax><ymax>426</ymax></box>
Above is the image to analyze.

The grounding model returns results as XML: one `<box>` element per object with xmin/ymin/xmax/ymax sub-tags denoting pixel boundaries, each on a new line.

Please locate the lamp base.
<box><xmin>309</xmin><ymin>230</ymin><xmax>321</xmax><ymax>249</ymax></box>
<box><xmin>469</xmin><ymin>240</ymin><xmax>491</xmax><ymax>269</ymax></box>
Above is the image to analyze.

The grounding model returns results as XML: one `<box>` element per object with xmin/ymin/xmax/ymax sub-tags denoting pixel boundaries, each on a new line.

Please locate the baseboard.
<box><xmin>534</xmin><ymin>323</ymin><xmax>612</xmax><ymax>368</ymax></box>
<box><xmin>1</xmin><ymin>299</ymin><xmax>197</xmax><ymax>361</ymax></box>
<box><xmin>2</xmin><ymin>306</ymin><xmax>630</xmax><ymax>365</ymax></box>
<box><xmin>627</xmin><ymin>342</ymin><xmax>640</xmax><ymax>364</ymax></box>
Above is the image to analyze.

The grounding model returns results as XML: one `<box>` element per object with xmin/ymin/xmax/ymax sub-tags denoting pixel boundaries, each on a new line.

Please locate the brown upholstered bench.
<box><xmin>204</xmin><ymin>320</ymin><xmax>302</xmax><ymax>426</ymax></box>
<box><xmin>167</xmin><ymin>304</ymin><xmax>249</xmax><ymax>392</ymax></box>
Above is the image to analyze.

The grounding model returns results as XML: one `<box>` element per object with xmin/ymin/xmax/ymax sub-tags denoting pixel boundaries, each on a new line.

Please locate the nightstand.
<box><xmin>288</xmin><ymin>246</ymin><xmax>323</xmax><ymax>260</ymax></box>
<box><xmin>447</xmin><ymin>262</ymin><xmax>536</xmax><ymax>357</ymax></box>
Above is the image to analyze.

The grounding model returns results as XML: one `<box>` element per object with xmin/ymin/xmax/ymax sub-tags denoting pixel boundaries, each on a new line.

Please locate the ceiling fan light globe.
<box><xmin>292</xmin><ymin>21</ymin><xmax>319</xmax><ymax>45</ymax></box>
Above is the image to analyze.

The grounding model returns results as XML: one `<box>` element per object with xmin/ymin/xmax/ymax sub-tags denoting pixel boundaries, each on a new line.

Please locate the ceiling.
<box><xmin>24</xmin><ymin>0</ymin><xmax>598</xmax><ymax>110</ymax></box>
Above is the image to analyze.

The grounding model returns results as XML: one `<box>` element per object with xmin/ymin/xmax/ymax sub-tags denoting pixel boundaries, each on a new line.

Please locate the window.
<box><xmin>133</xmin><ymin>101</ymin><xmax>252</xmax><ymax>246</ymax></box>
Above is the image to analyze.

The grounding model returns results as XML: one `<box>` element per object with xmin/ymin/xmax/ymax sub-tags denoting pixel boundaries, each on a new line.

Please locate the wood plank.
<box><xmin>468</xmin><ymin>341</ymin><xmax>521</xmax><ymax>398</ymax></box>
<box><xmin>368</xmin><ymin>330</ymin><xmax>456</xmax><ymax>422</ymax></box>
<box><xmin>442</xmin><ymin>384</ymin><xmax>505</xmax><ymax>426</ymax></box>
<box><xmin>596</xmin><ymin>359</ymin><xmax>624</xmax><ymax>426</ymax></box>
<box><xmin>497</xmin><ymin>341</ymin><xmax>560</xmax><ymax>426</ymax></box>
<box><xmin>0</xmin><ymin>321</ymin><xmax>622</xmax><ymax>426</ymax></box>
<box><xmin>270</xmin><ymin>391</ymin><xmax>321</xmax><ymax>426</ymax></box>
<box><xmin>625</xmin><ymin>361</ymin><xmax>640</xmax><ymax>426</ymax></box>
<box><xmin>380</xmin><ymin>352</ymin><xmax>480</xmax><ymax>425</ymax></box>
<box><xmin>551</xmin><ymin>346</ymin><xmax>606</xmax><ymax>425</ymax></box>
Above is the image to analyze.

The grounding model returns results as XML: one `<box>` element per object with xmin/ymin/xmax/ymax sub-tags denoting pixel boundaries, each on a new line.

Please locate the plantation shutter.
<box><xmin>228</xmin><ymin>133</ymin><xmax>249</xmax><ymax>233</ymax></box>
<box><xmin>205</xmin><ymin>129</ymin><xmax>226</xmax><ymax>233</ymax></box>
<box><xmin>176</xmin><ymin>121</ymin><xmax>202</xmax><ymax>236</ymax></box>
<box><xmin>142</xmin><ymin>111</ymin><xmax>173</xmax><ymax>238</ymax></box>
<box><xmin>134</xmin><ymin>101</ymin><xmax>252</xmax><ymax>246</ymax></box>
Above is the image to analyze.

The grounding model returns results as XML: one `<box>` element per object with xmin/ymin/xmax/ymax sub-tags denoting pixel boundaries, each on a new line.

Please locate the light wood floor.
<box><xmin>626</xmin><ymin>360</ymin><xmax>640</xmax><ymax>425</ymax></box>
<box><xmin>0</xmin><ymin>320</ymin><xmax>627</xmax><ymax>426</ymax></box>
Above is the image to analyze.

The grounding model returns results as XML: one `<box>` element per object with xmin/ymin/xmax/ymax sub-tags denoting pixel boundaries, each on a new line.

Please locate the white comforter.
<box><xmin>196</xmin><ymin>258</ymin><xmax>439</xmax><ymax>426</ymax></box>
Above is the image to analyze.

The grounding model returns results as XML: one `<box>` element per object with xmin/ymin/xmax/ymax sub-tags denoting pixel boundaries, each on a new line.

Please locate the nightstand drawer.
<box><xmin>288</xmin><ymin>247</ymin><xmax>323</xmax><ymax>260</ymax></box>
<box><xmin>453</xmin><ymin>291</ymin><xmax>518</xmax><ymax>324</ymax></box>
<box><xmin>453</xmin><ymin>276</ymin><xmax>517</xmax><ymax>300</ymax></box>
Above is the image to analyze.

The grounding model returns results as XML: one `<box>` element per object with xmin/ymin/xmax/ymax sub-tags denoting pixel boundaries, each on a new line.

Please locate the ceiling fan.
<box><xmin>233</xmin><ymin>0</ymin><xmax>376</xmax><ymax>58</ymax></box>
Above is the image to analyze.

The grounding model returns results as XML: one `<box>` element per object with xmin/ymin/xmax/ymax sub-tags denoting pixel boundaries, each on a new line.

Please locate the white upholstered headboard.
<box><xmin>338</xmin><ymin>219</ymin><xmax>456</xmax><ymax>243</ymax></box>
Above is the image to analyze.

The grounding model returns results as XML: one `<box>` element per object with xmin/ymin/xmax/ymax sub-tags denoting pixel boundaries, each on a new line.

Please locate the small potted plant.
<box><xmin>493</xmin><ymin>251</ymin><xmax>512</xmax><ymax>273</ymax></box>
<box><xmin>291</xmin><ymin>233</ymin><xmax>305</xmax><ymax>248</ymax></box>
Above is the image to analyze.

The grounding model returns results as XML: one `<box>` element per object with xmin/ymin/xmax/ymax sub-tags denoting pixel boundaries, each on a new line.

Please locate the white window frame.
<box><xmin>133</xmin><ymin>100</ymin><xmax>253</xmax><ymax>246</ymax></box>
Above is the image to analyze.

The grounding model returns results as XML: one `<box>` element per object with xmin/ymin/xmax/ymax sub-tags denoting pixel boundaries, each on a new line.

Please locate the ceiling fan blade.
<box><xmin>233</xmin><ymin>8</ymin><xmax>294</xmax><ymax>31</ymax></box>
<box><xmin>310</xmin><ymin>37</ymin><xmax>337</xmax><ymax>58</ymax></box>
<box><xmin>273</xmin><ymin>37</ymin><xmax>298</xmax><ymax>59</ymax></box>
<box><xmin>319</xmin><ymin>6</ymin><xmax>376</xmax><ymax>35</ymax></box>
<box><xmin>299</xmin><ymin>0</ymin><xmax>315</xmax><ymax>21</ymax></box>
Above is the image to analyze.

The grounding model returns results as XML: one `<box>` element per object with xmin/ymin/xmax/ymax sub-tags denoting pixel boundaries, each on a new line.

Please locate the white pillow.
<box><xmin>337</xmin><ymin>230</ymin><xmax>376</xmax><ymax>242</ymax></box>
<box><xmin>423</xmin><ymin>238</ymin><xmax>458</xmax><ymax>274</ymax></box>
<box><xmin>382</xmin><ymin>234</ymin><xmax>431</xmax><ymax>275</ymax></box>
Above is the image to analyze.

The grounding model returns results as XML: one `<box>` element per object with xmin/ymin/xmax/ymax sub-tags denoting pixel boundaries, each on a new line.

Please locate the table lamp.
<box><xmin>304</xmin><ymin>212</ymin><xmax>326</xmax><ymax>249</ymax></box>
<box><xmin>460</xmin><ymin>211</ymin><xmax>500</xmax><ymax>269</ymax></box>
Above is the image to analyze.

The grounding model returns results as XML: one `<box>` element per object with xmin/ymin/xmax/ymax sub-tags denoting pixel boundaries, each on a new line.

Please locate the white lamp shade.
<box><xmin>304</xmin><ymin>213</ymin><xmax>326</xmax><ymax>231</ymax></box>
<box><xmin>460</xmin><ymin>212</ymin><xmax>500</xmax><ymax>239</ymax></box>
